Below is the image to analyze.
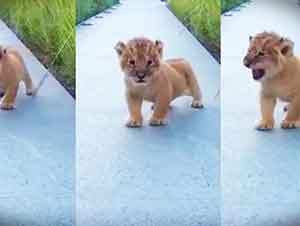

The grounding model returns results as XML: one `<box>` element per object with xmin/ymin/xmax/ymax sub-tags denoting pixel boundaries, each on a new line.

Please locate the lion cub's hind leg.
<box><xmin>24</xmin><ymin>74</ymin><xmax>34</xmax><ymax>96</ymax></box>
<box><xmin>10</xmin><ymin>48</ymin><xmax>34</xmax><ymax>96</ymax></box>
<box><xmin>1</xmin><ymin>84</ymin><xmax>19</xmax><ymax>110</ymax></box>
<box><xmin>281</xmin><ymin>96</ymin><xmax>300</xmax><ymax>129</ymax></box>
<box><xmin>184</xmin><ymin>63</ymin><xmax>204</xmax><ymax>109</ymax></box>
<box><xmin>21</xmin><ymin>64</ymin><xmax>34</xmax><ymax>96</ymax></box>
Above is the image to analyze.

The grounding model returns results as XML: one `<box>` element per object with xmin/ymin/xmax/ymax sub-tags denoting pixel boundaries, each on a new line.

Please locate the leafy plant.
<box><xmin>221</xmin><ymin>0</ymin><xmax>248</xmax><ymax>13</ymax></box>
<box><xmin>77</xmin><ymin>0</ymin><xmax>119</xmax><ymax>23</ymax></box>
<box><xmin>168</xmin><ymin>0</ymin><xmax>220</xmax><ymax>60</ymax></box>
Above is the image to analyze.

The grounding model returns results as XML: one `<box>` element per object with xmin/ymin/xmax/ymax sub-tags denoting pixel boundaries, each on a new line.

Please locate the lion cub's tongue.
<box><xmin>252</xmin><ymin>69</ymin><xmax>265</xmax><ymax>80</ymax></box>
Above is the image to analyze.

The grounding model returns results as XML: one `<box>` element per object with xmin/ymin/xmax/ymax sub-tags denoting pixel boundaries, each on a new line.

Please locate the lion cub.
<box><xmin>115</xmin><ymin>37</ymin><xmax>203</xmax><ymax>127</ymax></box>
<box><xmin>243</xmin><ymin>32</ymin><xmax>300</xmax><ymax>130</ymax></box>
<box><xmin>0</xmin><ymin>46</ymin><xmax>34</xmax><ymax>110</ymax></box>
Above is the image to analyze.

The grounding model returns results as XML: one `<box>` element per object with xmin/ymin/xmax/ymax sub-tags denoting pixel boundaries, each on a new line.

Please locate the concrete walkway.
<box><xmin>0</xmin><ymin>20</ymin><xmax>75</xmax><ymax>226</ymax></box>
<box><xmin>222</xmin><ymin>1</ymin><xmax>300</xmax><ymax>226</ymax></box>
<box><xmin>76</xmin><ymin>0</ymin><xmax>220</xmax><ymax>226</ymax></box>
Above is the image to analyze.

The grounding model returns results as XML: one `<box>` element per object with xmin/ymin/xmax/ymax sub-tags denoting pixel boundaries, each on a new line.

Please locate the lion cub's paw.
<box><xmin>149</xmin><ymin>117</ymin><xmax>167</xmax><ymax>126</ymax></box>
<box><xmin>1</xmin><ymin>102</ymin><xmax>15</xmax><ymax>110</ymax></box>
<box><xmin>191</xmin><ymin>100</ymin><xmax>204</xmax><ymax>109</ymax></box>
<box><xmin>255</xmin><ymin>120</ymin><xmax>274</xmax><ymax>131</ymax></box>
<box><xmin>26</xmin><ymin>89</ymin><xmax>34</xmax><ymax>96</ymax></box>
<box><xmin>126</xmin><ymin>118</ymin><xmax>143</xmax><ymax>128</ymax></box>
<box><xmin>281</xmin><ymin>120</ymin><xmax>297</xmax><ymax>129</ymax></box>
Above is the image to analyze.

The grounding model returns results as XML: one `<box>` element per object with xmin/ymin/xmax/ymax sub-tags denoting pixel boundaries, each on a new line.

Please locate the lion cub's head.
<box><xmin>243</xmin><ymin>32</ymin><xmax>294</xmax><ymax>81</ymax></box>
<box><xmin>115</xmin><ymin>37</ymin><xmax>163</xmax><ymax>86</ymax></box>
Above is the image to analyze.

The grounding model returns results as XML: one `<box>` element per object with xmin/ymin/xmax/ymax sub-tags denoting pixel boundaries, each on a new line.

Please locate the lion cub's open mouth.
<box><xmin>252</xmin><ymin>69</ymin><xmax>265</xmax><ymax>80</ymax></box>
<box><xmin>136</xmin><ymin>79</ymin><xmax>146</xmax><ymax>83</ymax></box>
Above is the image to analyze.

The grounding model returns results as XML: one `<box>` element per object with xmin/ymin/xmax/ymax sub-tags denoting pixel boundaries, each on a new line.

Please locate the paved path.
<box><xmin>76</xmin><ymin>0</ymin><xmax>220</xmax><ymax>225</ymax></box>
<box><xmin>0</xmin><ymin>20</ymin><xmax>75</xmax><ymax>226</ymax></box>
<box><xmin>222</xmin><ymin>1</ymin><xmax>300</xmax><ymax>226</ymax></box>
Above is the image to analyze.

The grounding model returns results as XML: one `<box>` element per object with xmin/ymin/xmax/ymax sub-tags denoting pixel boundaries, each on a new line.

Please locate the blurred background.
<box><xmin>77</xmin><ymin>0</ymin><xmax>120</xmax><ymax>23</ymax></box>
<box><xmin>221</xmin><ymin>0</ymin><xmax>248</xmax><ymax>12</ymax></box>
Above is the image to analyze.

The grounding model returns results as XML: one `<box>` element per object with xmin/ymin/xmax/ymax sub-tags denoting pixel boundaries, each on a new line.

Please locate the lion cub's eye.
<box><xmin>147</xmin><ymin>60</ymin><xmax>153</xmax><ymax>66</ymax></box>
<box><xmin>129</xmin><ymin>60</ymin><xmax>135</xmax><ymax>65</ymax></box>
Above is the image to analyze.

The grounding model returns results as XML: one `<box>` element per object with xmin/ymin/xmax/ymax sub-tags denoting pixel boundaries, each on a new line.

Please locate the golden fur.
<box><xmin>0</xmin><ymin>46</ymin><xmax>34</xmax><ymax>110</ymax></box>
<box><xmin>115</xmin><ymin>37</ymin><xmax>203</xmax><ymax>127</ymax></box>
<box><xmin>243</xmin><ymin>32</ymin><xmax>300</xmax><ymax>130</ymax></box>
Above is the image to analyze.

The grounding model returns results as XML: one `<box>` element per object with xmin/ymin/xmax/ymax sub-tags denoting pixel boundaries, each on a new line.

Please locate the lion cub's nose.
<box><xmin>243</xmin><ymin>56</ymin><xmax>252</xmax><ymax>68</ymax></box>
<box><xmin>137</xmin><ymin>72</ymin><xmax>146</xmax><ymax>79</ymax></box>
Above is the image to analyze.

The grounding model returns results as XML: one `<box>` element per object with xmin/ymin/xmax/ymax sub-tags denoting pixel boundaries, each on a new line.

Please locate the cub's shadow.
<box><xmin>129</xmin><ymin>98</ymin><xmax>220</xmax><ymax>147</ymax></box>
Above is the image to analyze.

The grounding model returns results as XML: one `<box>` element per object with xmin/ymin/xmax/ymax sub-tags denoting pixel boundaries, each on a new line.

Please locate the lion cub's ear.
<box><xmin>114</xmin><ymin>41</ymin><xmax>126</xmax><ymax>56</ymax></box>
<box><xmin>155</xmin><ymin>40</ymin><xmax>163</xmax><ymax>57</ymax></box>
<box><xmin>279</xmin><ymin>37</ymin><xmax>294</xmax><ymax>57</ymax></box>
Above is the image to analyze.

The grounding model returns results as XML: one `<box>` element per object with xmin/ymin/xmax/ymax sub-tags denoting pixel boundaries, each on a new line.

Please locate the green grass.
<box><xmin>77</xmin><ymin>0</ymin><xmax>119</xmax><ymax>23</ymax></box>
<box><xmin>221</xmin><ymin>0</ymin><xmax>248</xmax><ymax>13</ymax></box>
<box><xmin>168</xmin><ymin>0</ymin><xmax>220</xmax><ymax>60</ymax></box>
<box><xmin>0</xmin><ymin>0</ymin><xmax>75</xmax><ymax>96</ymax></box>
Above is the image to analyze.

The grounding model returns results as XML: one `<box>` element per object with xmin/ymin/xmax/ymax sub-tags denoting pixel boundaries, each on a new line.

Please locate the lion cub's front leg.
<box><xmin>1</xmin><ymin>84</ymin><xmax>19</xmax><ymax>110</ymax></box>
<box><xmin>126</xmin><ymin>92</ymin><xmax>143</xmax><ymax>128</ymax></box>
<box><xmin>256</xmin><ymin>94</ymin><xmax>276</xmax><ymax>131</ymax></box>
<box><xmin>149</xmin><ymin>94</ymin><xmax>171</xmax><ymax>126</ymax></box>
<box><xmin>281</xmin><ymin>95</ymin><xmax>300</xmax><ymax>129</ymax></box>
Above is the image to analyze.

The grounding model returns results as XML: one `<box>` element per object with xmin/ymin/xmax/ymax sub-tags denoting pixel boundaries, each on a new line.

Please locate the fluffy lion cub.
<box><xmin>0</xmin><ymin>46</ymin><xmax>34</xmax><ymax>110</ymax></box>
<box><xmin>243</xmin><ymin>32</ymin><xmax>300</xmax><ymax>130</ymax></box>
<box><xmin>115</xmin><ymin>37</ymin><xmax>203</xmax><ymax>127</ymax></box>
